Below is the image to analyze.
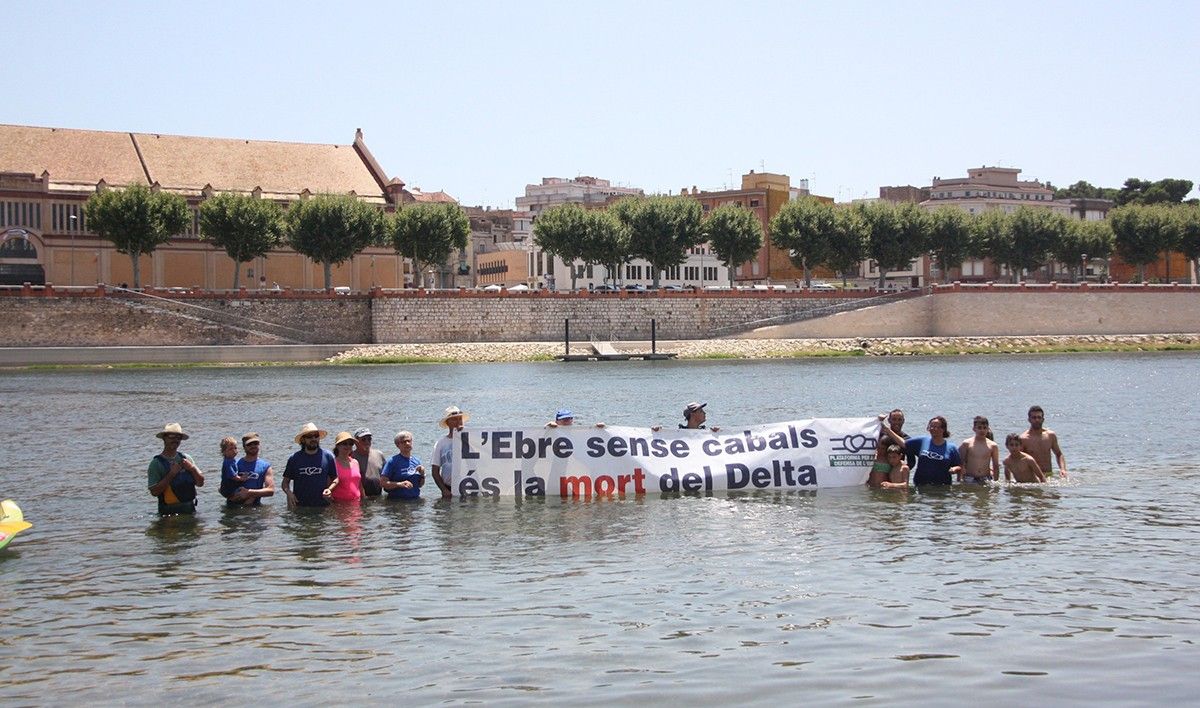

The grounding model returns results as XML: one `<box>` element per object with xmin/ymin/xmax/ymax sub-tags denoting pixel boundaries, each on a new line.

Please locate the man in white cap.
<box><xmin>282</xmin><ymin>423</ymin><xmax>337</xmax><ymax>508</ymax></box>
<box><xmin>351</xmin><ymin>427</ymin><xmax>386</xmax><ymax>498</ymax></box>
<box><xmin>680</xmin><ymin>402</ymin><xmax>719</xmax><ymax>431</ymax></box>
<box><xmin>148</xmin><ymin>423</ymin><xmax>206</xmax><ymax>516</ymax></box>
<box><xmin>431</xmin><ymin>406</ymin><xmax>468</xmax><ymax>498</ymax></box>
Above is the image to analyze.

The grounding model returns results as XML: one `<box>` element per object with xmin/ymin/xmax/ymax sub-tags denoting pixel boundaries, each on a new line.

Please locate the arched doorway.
<box><xmin>0</xmin><ymin>228</ymin><xmax>46</xmax><ymax>285</ymax></box>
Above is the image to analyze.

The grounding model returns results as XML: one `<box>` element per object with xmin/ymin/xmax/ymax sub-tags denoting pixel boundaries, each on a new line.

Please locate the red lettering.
<box><xmin>595</xmin><ymin>475</ymin><xmax>616</xmax><ymax>495</ymax></box>
<box><xmin>633</xmin><ymin>467</ymin><xmax>646</xmax><ymax>494</ymax></box>
<box><xmin>560</xmin><ymin>476</ymin><xmax>592</xmax><ymax>497</ymax></box>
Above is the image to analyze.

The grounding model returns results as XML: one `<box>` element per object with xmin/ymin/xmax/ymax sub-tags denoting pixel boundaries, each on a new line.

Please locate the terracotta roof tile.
<box><xmin>133</xmin><ymin>132</ymin><xmax>384</xmax><ymax>198</ymax></box>
<box><xmin>0</xmin><ymin>124</ymin><xmax>387</xmax><ymax>200</ymax></box>
<box><xmin>0</xmin><ymin>124</ymin><xmax>148</xmax><ymax>186</ymax></box>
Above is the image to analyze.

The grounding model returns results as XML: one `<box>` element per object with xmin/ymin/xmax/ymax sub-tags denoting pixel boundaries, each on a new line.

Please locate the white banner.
<box><xmin>451</xmin><ymin>418</ymin><xmax>881</xmax><ymax>497</ymax></box>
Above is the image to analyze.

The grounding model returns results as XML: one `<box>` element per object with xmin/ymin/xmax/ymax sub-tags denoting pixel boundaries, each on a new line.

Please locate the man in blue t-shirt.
<box><xmin>381</xmin><ymin>430</ymin><xmax>425</xmax><ymax>500</ymax></box>
<box><xmin>223</xmin><ymin>433</ymin><xmax>276</xmax><ymax>507</ymax></box>
<box><xmin>282</xmin><ymin>423</ymin><xmax>337</xmax><ymax>507</ymax></box>
<box><xmin>883</xmin><ymin>415</ymin><xmax>962</xmax><ymax>486</ymax></box>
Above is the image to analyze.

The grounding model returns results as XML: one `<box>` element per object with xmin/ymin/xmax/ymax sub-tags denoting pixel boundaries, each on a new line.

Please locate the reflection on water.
<box><xmin>1</xmin><ymin>354</ymin><xmax>1199</xmax><ymax>704</ymax></box>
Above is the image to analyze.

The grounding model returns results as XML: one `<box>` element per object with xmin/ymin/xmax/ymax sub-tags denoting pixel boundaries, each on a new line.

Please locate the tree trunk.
<box><xmin>570</xmin><ymin>261</ymin><xmax>578</xmax><ymax>291</ymax></box>
<box><xmin>728</xmin><ymin>266</ymin><xmax>735</xmax><ymax>289</ymax></box>
<box><xmin>652</xmin><ymin>268</ymin><xmax>660</xmax><ymax>288</ymax></box>
<box><xmin>876</xmin><ymin>267</ymin><xmax>885</xmax><ymax>290</ymax></box>
<box><xmin>232</xmin><ymin>262</ymin><xmax>241</xmax><ymax>290</ymax></box>
<box><xmin>131</xmin><ymin>252</ymin><xmax>141</xmax><ymax>289</ymax></box>
<box><xmin>1137</xmin><ymin>264</ymin><xmax>1146</xmax><ymax>283</ymax></box>
<box><xmin>803</xmin><ymin>258</ymin><xmax>812</xmax><ymax>288</ymax></box>
<box><xmin>323</xmin><ymin>261</ymin><xmax>333</xmax><ymax>291</ymax></box>
<box><xmin>1192</xmin><ymin>257</ymin><xmax>1199</xmax><ymax>285</ymax></box>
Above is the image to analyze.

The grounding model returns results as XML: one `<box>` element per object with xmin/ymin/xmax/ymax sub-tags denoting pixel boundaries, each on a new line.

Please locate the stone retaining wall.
<box><xmin>748</xmin><ymin>287</ymin><xmax>1200</xmax><ymax>339</ymax></box>
<box><xmin>370</xmin><ymin>294</ymin><xmax>853</xmax><ymax>343</ymax></box>
<box><xmin>0</xmin><ymin>296</ymin><xmax>371</xmax><ymax>346</ymax></box>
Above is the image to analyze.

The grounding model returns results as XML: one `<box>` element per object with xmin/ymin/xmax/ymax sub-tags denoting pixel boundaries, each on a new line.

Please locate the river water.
<box><xmin>0</xmin><ymin>354</ymin><xmax>1196</xmax><ymax>705</ymax></box>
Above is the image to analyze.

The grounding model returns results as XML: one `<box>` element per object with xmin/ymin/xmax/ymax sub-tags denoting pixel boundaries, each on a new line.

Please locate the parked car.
<box><xmin>808</xmin><ymin>282</ymin><xmax>836</xmax><ymax>291</ymax></box>
<box><xmin>591</xmin><ymin>284</ymin><xmax>620</xmax><ymax>293</ymax></box>
<box><xmin>479</xmin><ymin>283</ymin><xmax>503</xmax><ymax>292</ymax></box>
<box><xmin>659</xmin><ymin>284</ymin><xmax>685</xmax><ymax>292</ymax></box>
<box><xmin>506</xmin><ymin>283</ymin><xmax>530</xmax><ymax>292</ymax></box>
<box><xmin>332</xmin><ymin>286</ymin><xmax>352</xmax><ymax>295</ymax></box>
<box><xmin>624</xmin><ymin>284</ymin><xmax>647</xmax><ymax>292</ymax></box>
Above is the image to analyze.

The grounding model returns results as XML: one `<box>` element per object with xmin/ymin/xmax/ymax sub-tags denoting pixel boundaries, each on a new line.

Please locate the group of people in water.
<box><xmin>145</xmin><ymin>403</ymin><xmax>1067</xmax><ymax>516</ymax></box>
<box><xmin>869</xmin><ymin>406</ymin><xmax>1067</xmax><ymax>489</ymax></box>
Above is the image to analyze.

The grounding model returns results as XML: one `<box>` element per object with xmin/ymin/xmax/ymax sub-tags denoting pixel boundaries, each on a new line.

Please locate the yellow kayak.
<box><xmin>0</xmin><ymin>499</ymin><xmax>31</xmax><ymax>550</ymax></box>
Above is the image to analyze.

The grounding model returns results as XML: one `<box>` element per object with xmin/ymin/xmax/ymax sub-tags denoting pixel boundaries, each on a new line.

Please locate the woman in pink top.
<box><xmin>330</xmin><ymin>431</ymin><xmax>364</xmax><ymax>502</ymax></box>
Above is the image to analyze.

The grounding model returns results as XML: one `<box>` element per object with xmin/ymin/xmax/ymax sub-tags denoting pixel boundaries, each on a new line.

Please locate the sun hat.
<box><xmin>332</xmin><ymin>431</ymin><xmax>357</xmax><ymax>448</ymax></box>
<box><xmin>439</xmin><ymin>406</ymin><xmax>470</xmax><ymax>428</ymax></box>
<box><xmin>353</xmin><ymin>427</ymin><xmax>373</xmax><ymax>439</ymax></box>
<box><xmin>242</xmin><ymin>432</ymin><xmax>261</xmax><ymax>446</ymax></box>
<box><xmin>156</xmin><ymin>423</ymin><xmax>189</xmax><ymax>440</ymax></box>
<box><xmin>294</xmin><ymin>422</ymin><xmax>328</xmax><ymax>444</ymax></box>
<box><xmin>683</xmin><ymin>402</ymin><xmax>707</xmax><ymax>419</ymax></box>
<box><xmin>555</xmin><ymin>409</ymin><xmax>574</xmax><ymax>421</ymax></box>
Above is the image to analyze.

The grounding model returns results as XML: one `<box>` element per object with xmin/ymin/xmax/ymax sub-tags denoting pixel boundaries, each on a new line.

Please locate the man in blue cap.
<box><xmin>547</xmin><ymin>409</ymin><xmax>604</xmax><ymax>428</ymax></box>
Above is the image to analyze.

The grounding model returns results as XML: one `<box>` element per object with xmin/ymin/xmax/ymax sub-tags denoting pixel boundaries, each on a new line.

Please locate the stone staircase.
<box><xmin>708</xmin><ymin>288</ymin><xmax>929</xmax><ymax>338</ymax></box>
<box><xmin>111</xmin><ymin>288</ymin><xmax>312</xmax><ymax>344</ymax></box>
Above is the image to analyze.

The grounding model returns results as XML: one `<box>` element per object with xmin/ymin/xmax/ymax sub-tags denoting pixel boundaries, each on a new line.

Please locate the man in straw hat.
<box><xmin>282</xmin><ymin>423</ymin><xmax>338</xmax><ymax>508</ymax></box>
<box><xmin>431</xmin><ymin>406</ymin><xmax>469</xmax><ymax>498</ymax></box>
<box><xmin>148</xmin><ymin>423</ymin><xmax>205</xmax><ymax>516</ymax></box>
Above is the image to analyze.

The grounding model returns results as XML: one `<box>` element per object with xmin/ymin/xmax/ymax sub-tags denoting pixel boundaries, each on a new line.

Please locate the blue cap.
<box><xmin>555</xmin><ymin>409</ymin><xmax>574</xmax><ymax>421</ymax></box>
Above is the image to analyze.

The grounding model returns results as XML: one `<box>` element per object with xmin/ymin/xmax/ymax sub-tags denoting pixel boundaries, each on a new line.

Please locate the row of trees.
<box><xmin>534</xmin><ymin>197</ymin><xmax>764</xmax><ymax>289</ymax></box>
<box><xmin>772</xmin><ymin>199</ymin><xmax>1200</xmax><ymax>286</ymax></box>
<box><xmin>84</xmin><ymin>186</ymin><xmax>470</xmax><ymax>289</ymax></box>
<box><xmin>1053</xmin><ymin>177</ymin><xmax>1196</xmax><ymax>206</ymax></box>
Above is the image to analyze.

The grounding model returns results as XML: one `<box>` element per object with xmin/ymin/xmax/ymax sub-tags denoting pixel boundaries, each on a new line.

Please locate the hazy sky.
<box><xmin>7</xmin><ymin>1</ymin><xmax>1198</xmax><ymax>206</ymax></box>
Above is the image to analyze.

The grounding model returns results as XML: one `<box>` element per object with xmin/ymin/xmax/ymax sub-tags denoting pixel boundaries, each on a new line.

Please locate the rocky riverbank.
<box><xmin>328</xmin><ymin>333</ymin><xmax>1200</xmax><ymax>364</ymax></box>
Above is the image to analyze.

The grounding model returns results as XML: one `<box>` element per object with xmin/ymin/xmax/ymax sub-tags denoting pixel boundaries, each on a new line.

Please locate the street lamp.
<box><xmin>1080</xmin><ymin>253</ymin><xmax>1088</xmax><ymax>283</ymax></box>
<box><xmin>69</xmin><ymin>214</ymin><xmax>77</xmax><ymax>286</ymax></box>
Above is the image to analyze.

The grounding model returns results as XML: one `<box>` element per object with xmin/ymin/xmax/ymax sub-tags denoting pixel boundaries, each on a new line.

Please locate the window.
<box><xmin>684</xmin><ymin>266</ymin><xmax>698</xmax><ymax>280</ymax></box>
<box><xmin>962</xmin><ymin>259</ymin><xmax>985</xmax><ymax>277</ymax></box>
<box><xmin>749</xmin><ymin>199</ymin><xmax>760</xmax><ymax>207</ymax></box>
<box><xmin>703</xmin><ymin>266</ymin><xmax>718</xmax><ymax>281</ymax></box>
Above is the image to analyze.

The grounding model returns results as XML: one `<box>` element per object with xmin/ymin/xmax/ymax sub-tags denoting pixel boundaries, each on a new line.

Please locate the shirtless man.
<box><xmin>959</xmin><ymin>416</ymin><xmax>1000</xmax><ymax>482</ymax></box>
<box><xmin>1003</xmin><ymin>433</ymin><xmax>1047</xmax><ymax>483</ymax></box>
<box><xmin>1019</xmin><ymin>406</ymin><xmax>1067</xmax><ymax>478</ymax></box>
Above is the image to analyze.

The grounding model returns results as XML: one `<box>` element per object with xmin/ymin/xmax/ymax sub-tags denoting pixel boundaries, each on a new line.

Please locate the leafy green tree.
<box><xmin>391</xmin><ymin>202</ymin><xmax>471</xmax><ymax>289</ymax></box>
<box><xmin>1053</xmin><ymin>180</ymin><xmax>1120</xmax><ymax>201</ymax></box>
<box><xmin>286</xmin><ymin>194</ymin><xmax>384</xmax><ymax>290</ymax></box>
<box><xmin>703</xmin><ymin>205</ymin><xmax>763</xmax><ymax>288</ymax></box>
<box><xmin>612</xmin><ymin>196</ymin><xmax>704</xmax><ymax>287</ymax></box>
<box><xmin>1116</xmin><ymin>178</ymin><xmax>1195</xmax><ymax>206</ymax></box>
<box><xmin>1175</xmin><ymin>205</ymin><xmax>1200</xmax><ymax>284</ymax></box>
<box><xmin>770</xmin><ymin>198</ymin><xmax>835</xmax><ymax>288</ymax></box>
<box><xmin>580</xmin><ymin>209</ymin><xmax>629</xmax><ymax>286</ymax></box>
<box><xmin>198</xmin><ymin>193</ymin><xmax>285</xmax><ymax>289</ymax></box>
<box><xmin>970</xmin><ymin>210</ymin><xmax>1011</xmax><ymax>279</ymax></box>
<box><xmin>826</xmin><ymin>206</ymin><xmax>866</xmax><ymax>286</ymax></box>
<box><xmin>926</xmin><ymin>207</ymin><xmax>974</xmax><ymax>282</ymax></box>
<box><xmin>857</xmin><ymin>201</ymin><xmax>927</xmax><ymax>289</ymax></box>
<box><xmin>1053</xmin><ymin>219</ymin><xmax>1113</xmax><ymax>282</ymax></box>
<box><xmin>533</xmin><ymin>203</ymin><xmax>591</xmax><ymax>290</ymax></box>
<box><xmin>1005</xmin><ymin>207</ymin><xmax>1070</xmax><ymax>281</ymax></box>
<box><xmin>1109</xmin><ymin>204</ymin><xmax>1177</xmax><ymax>282</ymax></box>
<box><xmin>84</xmin><ymin>185</ymin><xmax>190</xmax><ymax>288</ymax></box>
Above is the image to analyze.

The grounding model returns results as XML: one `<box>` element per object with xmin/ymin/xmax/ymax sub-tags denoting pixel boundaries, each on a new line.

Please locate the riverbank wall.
<box><xmin>748</xmin><ymin>283</ymin><xmax>1200</xmax><ymax>339</ymax></box>
<box><xmin>1</xmin><ymin>283</ymin><xmax>1198</xmax><ymax>348</ymax></box>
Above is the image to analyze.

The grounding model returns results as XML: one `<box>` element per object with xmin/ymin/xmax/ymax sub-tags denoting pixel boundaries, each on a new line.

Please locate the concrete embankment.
<box><xmin>0</xmin><ymin>344</ymin><xmax>357</xmax><ymax>367</ymax></box>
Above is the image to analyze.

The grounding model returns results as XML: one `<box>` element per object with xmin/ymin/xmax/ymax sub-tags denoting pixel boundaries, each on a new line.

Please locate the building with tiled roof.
<box><xmin>0</xmin><ymin>123</ymin><xmax>413</xmax><ymax>289</ymax></box>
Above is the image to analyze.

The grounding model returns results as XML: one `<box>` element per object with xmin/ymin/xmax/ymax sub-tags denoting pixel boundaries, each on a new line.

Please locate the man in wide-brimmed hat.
<box><xmin>282</xmin><ymin>423</ymin><xmax>337</xmax><ymax>508</ymax></box>
<box><xmin>148</xmin><ymin>423</ymin><xmax>206</xmax><ymax>516</ymax></box>
<box><xmin>431</xmin><ymin>406</ymin><xmax>469</xmax><ymax>498</ymax></box>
